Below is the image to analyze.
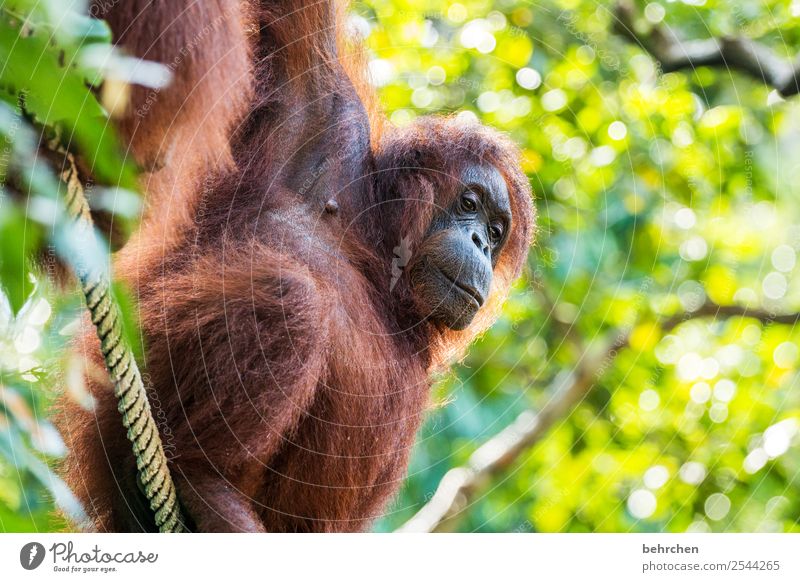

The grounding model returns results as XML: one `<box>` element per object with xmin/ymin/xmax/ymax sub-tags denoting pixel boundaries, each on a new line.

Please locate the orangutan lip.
<box><xmin>436</xmin><ymin>267</ymin><xmax>485</xmax><ymax>308</ymax></box>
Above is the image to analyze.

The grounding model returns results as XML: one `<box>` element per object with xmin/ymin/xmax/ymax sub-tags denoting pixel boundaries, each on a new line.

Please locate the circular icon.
<box><xmin>20</xmin><ymin>542</ymin><xmax>46</xmax><ymax>570</ymax></box>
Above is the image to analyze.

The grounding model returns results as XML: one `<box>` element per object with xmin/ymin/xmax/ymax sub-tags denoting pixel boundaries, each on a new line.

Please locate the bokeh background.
<box><xmin>1</xmin><ymin>0</ymin><xmax>800</xmax><ymax>532</ymax></box>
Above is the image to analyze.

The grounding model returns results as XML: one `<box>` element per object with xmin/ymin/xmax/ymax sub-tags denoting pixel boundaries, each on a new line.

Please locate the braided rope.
<box><xmin>58</xmin><ymin>147</ymin><xmax>187</xmax><ymax>533</ymax></box>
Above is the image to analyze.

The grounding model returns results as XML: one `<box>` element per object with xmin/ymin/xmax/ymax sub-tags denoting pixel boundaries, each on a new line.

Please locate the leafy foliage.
<box><xmin>1</xmin><ymin>0</ymin><xmax>799</xmax><ymax>533</ymax></box>
<box><xmin>361</xmin><ymin>0</ymin><xmax>800</xmax><ymax>533</ymax></box>
<box><xmin>0</xmin><ymin>0</ymin><xmax>151</xmax><ymax>531</ymax></box>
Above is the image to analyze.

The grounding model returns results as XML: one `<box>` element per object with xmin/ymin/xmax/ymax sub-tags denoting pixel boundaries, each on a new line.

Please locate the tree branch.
<box><xmin>613</xmin><ymin>0</ymin><xmax>800</xmax><ymax>97</ymax></box>
<box><xmin>396</xmin><ymin>300</ymin><xmax>800</xmax><ymax>533</ymax></box>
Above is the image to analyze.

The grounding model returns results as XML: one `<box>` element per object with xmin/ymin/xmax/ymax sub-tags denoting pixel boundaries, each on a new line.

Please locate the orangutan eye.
<box><xmin>460</xmin><ymin>193</ymin><xmax>478</xmax><ymax>213</ymax></box>
<box><xmin>489</xmin><ymin>222</ymin><xmax>504</xmax><ymax>243</ymax></box>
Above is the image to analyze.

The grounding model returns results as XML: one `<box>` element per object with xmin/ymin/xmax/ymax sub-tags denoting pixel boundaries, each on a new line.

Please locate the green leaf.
<box><xmin>0</xmin><ymin>206</ymin><xmax>40</xmax><ymax>313</ymax></box>
<box><xmin>0</xmin><ymin>15</ymin><xmax>136</xmax><ymax>188</ymax></box>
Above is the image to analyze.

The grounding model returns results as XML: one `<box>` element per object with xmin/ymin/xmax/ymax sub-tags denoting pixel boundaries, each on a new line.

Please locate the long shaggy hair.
<box><xmin>55</xmin><ymin>0</ymin><xmax>534</xmax><ymax>532</ymax></box>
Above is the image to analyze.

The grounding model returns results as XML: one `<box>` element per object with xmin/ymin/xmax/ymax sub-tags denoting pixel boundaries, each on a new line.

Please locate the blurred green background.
<box><xmin>1</xmin><ymin>0</ymin><xmax>800</xmax><ymax>533</ymax></box>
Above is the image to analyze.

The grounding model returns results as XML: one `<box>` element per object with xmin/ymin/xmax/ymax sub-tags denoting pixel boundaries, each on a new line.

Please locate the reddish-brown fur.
<box><xmin>55</xmin><ymin>0</ymin><xmax>534</xmax><ymax>531</ymax></box>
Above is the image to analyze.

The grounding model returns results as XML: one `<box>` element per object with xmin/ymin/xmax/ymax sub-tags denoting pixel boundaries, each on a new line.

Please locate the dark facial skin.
<box><xmin>410</xmin><ymin>164</ymin><xmax>512</xmax><ymax>330</ymax></box>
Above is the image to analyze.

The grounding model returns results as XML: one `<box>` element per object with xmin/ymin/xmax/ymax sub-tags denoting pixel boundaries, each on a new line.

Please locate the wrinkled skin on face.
<box><xmin>410</xmin><ymin>164</ymin><xmax>512</xmax><ymax>330</ymax></box>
